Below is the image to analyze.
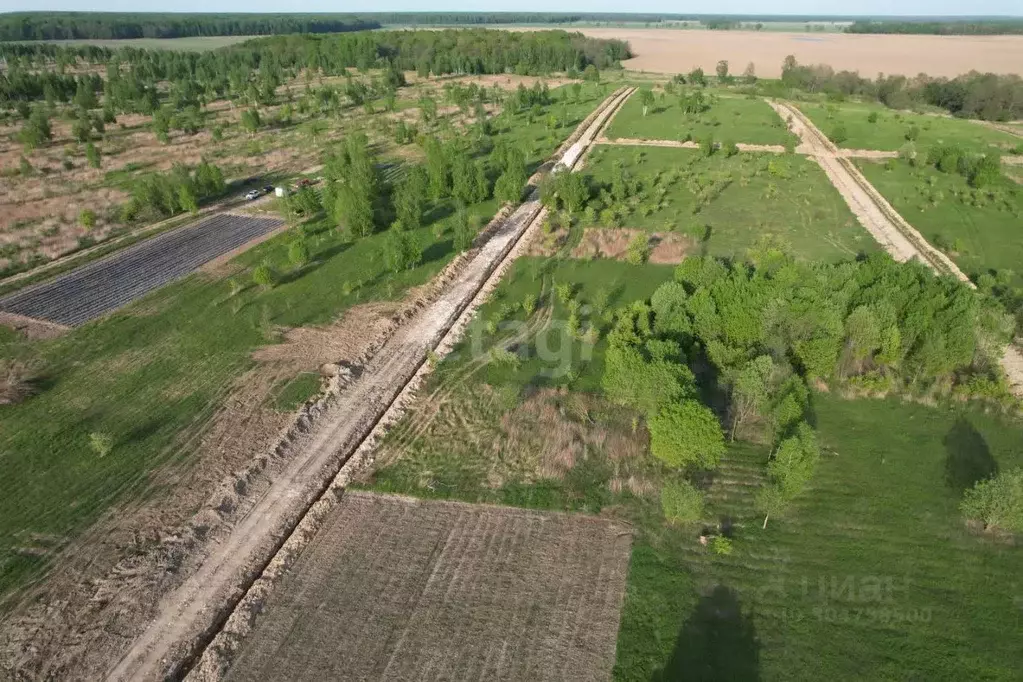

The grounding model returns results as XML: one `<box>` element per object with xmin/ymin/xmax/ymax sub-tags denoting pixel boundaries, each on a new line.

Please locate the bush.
<box><xmin>711</xmin><ymin>536</ymin><xmax>733</xmax><ymax>555</ymax></box>
<box><xmin>961</xmin><ymin>468</ymin><xmax>1023</xmax><ymax>533</ymax></box>
<box><xmin>79</xmin><ymin>209</ymin><xmax>96</xmax><ymax>230</ymax></box>
<box><xmin>867</xmin><ymin>111</ymin><xmax>879</xmax><ymax>124</ymax></box>
<box><xmin>830</xmin><ymin>124</ymin><xmax>848</xmax><ymax>145</ymax></box>
<box><xmin>88</xmin><ymin>432</ymin><xmax>114</xmax><ymax>458</ymax></box>
<box><xmin>660</xmin><ymin>480</ymin><xmax>704</xmax><ymax>524</ymax></box>
<box><xmin>626</xmin><ymin>232</ymin><xmax>649</xmax><ymax>265</ymax></box>
<box><xmin>649</xmin><ymin>400</ymin><xmax>725</xmax><ymax>469</ymax></box>
<box><xmin>0</xmin><ymin>359</ymin><xmax>35</xmax><ymax>405</ymax></box>
<box><xmin>252</xmin><ymin>263</ymin><xmax>276</xmax><ymax>289</ymax></box>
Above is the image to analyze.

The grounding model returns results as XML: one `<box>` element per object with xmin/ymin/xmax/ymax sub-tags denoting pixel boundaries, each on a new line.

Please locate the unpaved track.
<box><xmin>772</xmin><ymin>100</ymin><xmax>1023</xmax><ymax>395</ymax></box>
<box><xmin>105</xmin><ymin>87</ymin><xmax>635</xmax><ymax>682</ymax></box>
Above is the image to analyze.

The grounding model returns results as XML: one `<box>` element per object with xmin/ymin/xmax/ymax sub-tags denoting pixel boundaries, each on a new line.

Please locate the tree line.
<box><xmin>0</xmin><ymin>12</ymin><xmax>378</xmax><ymax>41</ymax></box>
<box><xmin>846</xmin><ymin>20</ymin><xmax>1023</xmax><ymax>36</ymax></box>
<box><xmin>0</xmin><ymin>30</ymin><xmax>627</xmax><ymax>110</ymax></box>
<box><xmin>778</xmin><ymin>56</ymin><xmax>1023</xmax><ymax>121</ymax></box>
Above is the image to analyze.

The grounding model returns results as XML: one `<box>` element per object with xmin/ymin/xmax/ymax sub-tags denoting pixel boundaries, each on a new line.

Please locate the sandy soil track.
<box><xmin>218</xmin><ymin>492</ymin><xmax>632</xmax><ymax>682</ymax></box>
<box><xmin>772</xmin><ymin>100</ymin><xmax>1023</xmax><ymax>395</ymax></box>
<box><xmin>102</xmin><ymin>87</ymin><xmax>635</xmax><ymax>682</ymax></box>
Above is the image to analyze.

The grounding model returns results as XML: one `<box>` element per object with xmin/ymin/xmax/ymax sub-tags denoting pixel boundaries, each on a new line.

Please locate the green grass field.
<box><xmin>0</xmin><ymin>83</ymin><xmax>610</xmax><ymax>601</ymax></box>
<box><xmin>0</xmin><ymin>218</ymin><xmax>462</xmax><ymax>598</ymax></box>
<box><xmin>857</xmin><ymin>158</ymin><xmax>1023</xmax><ymax>284</ymax></box>
<box><xmin>797</xmin><ymin>101</ymin><xmax>1022</xmax><ymax>153</ymax></box>
<box><xmin>581</xmin><ymin>145</ymin><xmax>875</xmax><ymax>261</ymax></box>
<box><xmin>363</xmin><ymin>251</ymin><xmax>1023</xmax><ymax>679</ymax></box>
<box><xmin>606</xmin><ymin>92</ymin><xmax>796</xmax><ymax>146</ymax></box>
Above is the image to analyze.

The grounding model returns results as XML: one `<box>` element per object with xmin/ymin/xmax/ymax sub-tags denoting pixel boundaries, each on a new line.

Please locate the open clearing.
<box><xmin>567</xmin><ymin>28</ymin><xmax>1023</xmax><ymax>78</ymax></box>
<box><xmin>0</xmin><ymin>214</ymin><xmax>283</xmax><ymax>326</ymax></box>
<box><xmin>857</xmin><ymin>159</ymin><xmax>1023</xmax><ymax>284</ymax></box>
<box><xmin>606</xmin><ymin>92</ymin><xmax>795</xmax><ymax>146</ymax></box>
<box><xmin>796</xmin><ymin>101</ymin><xmax>1023</xmax><ymax>153</ymax></box>
<box><xmin>579</xmin><ymin>145</ymin><xmax>873</xmax><ymax>262</ymax></box>
<box><xmin>220</xmin><ymin>491</ymin><xmax>631</xmax><ymax>682</ymax></box>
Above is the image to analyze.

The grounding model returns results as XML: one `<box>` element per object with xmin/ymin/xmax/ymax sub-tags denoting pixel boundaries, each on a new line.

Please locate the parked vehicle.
<box><xmin>262</xmin><ymin>185</ymin><xmax>274</xmax><ymax>194</ymax></box>
<box><xmin>244</xmin><ymin>189</ymin><xmax>261</xmax><ymax>200</ymax></box>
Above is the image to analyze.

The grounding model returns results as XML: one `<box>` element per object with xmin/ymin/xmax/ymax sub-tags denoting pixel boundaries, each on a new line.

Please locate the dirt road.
<box><xmin>772</xmin><ymin>100</ymin><xmax>1023</xmax><ymax>395</ymax></box>
<box><xmin>103</xmin><ymin>88</ymin><xmax>635</xmax><ymax>682</ymax></box>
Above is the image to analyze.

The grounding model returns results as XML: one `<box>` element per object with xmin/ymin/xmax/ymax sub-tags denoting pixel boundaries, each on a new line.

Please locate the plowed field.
<box><xmin>222</xmin><ymin>491</ymin><xmax>632</xmax><ymax>682</ymax></box>
<box><xmin>0</xmin><ymin>214</ymin><xmax>282</xmax><ymax>325</ymax></box>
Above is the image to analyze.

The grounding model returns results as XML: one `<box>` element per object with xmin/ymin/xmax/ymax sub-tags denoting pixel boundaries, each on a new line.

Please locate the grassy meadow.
<box><xmin>606</xmin><ymin>91</ymin><xmax>796</xmax><ymax>146</ymax></box>
<box><xmin>857</xmin><ymin>158</ymin><xmax>1023</xmax><ymax>284</ymax></box>
<box><xmin>580</xmin><ymin>145</ymin><xmax>875</xmax><ymax>261</ymax></box>
<box><xmin>361</xmin><ymin>251</ymin><xmax>1023</xmax><ymax>680</ymax></box>
<box><xmin>797</xmin><ymin>100</ymin><xmax>1023</xmax><ymax>152</ymax></box>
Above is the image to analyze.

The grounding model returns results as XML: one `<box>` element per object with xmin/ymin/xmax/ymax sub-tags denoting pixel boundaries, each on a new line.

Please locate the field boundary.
<box><xmin>102</xmin><ymin>87</ymin><xmax>634</xmax><ymax>682</ymax></box>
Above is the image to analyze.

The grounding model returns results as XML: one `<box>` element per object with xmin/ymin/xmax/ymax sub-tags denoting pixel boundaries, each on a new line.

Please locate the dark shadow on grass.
<box><xmin>944</xmin><ymin>417</ymin><xmax>997</xmax><ymax>494</ymax></box>
<box><xmin>655</xmin><ymin>585</ymin><xmax>761</xmax><ymax>682</ymax></box>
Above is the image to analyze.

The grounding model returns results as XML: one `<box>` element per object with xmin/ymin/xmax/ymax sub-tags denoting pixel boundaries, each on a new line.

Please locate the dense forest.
<box><xmin>0</xmin><ymin>30</ymin><xmax>629</xmax><ymax>110</ymax></box>
<box><xmin>778</xmin><ymin>56</ymin><xmax>1023</xmax><ymax>121</ymax></box>
<box><xmin>847</xmin><ymin>19</ymin><xmax>1023</xmax><ymax>35</ymax></box>
<box><xmin>0</xmin><ymin>13</ymin><xmax>378</xmax><ymax>41</ymax></box>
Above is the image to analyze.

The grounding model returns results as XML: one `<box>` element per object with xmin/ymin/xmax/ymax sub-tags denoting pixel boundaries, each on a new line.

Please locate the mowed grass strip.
<box><xmin>222</xmin><ymin>491</ymin><xmax>632</xmax><ymax>682</ymax></box>
<box><xmin>856</xmin><ymin>158</ymin><xmax>1023</xmax><ymax>285</ymax></box>
<box><xmin>606</xmin><ymin>91</ymin><xmax>796</xmax><ymax>146</ymax></box>
<box><xmin>582</xmin><ymin>145</ymin><xmax>876</xmax><ymax>262</ymax></box>
<box><xmin>797</xmin><ymin>100</ymin><xmax>1022</xmax><ymax>152</ymax></box>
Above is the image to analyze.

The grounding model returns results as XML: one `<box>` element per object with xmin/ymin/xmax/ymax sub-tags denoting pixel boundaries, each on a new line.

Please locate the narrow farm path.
<box><xmin>771</xmin><ymin>100</ymin><xmax>1023</xmax><ymax>395</ymax></box>
<box><xmin>104</xmin><ymin>87</ymin><xmax>636</xmax><ymax>682</ymax></box>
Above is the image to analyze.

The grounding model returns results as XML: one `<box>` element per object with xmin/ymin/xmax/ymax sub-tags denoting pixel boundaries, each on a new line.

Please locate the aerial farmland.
<box><xmin>1</xmin><ymin>10</ymin><xmax>1023</xmax><ymax>682</ymax></box>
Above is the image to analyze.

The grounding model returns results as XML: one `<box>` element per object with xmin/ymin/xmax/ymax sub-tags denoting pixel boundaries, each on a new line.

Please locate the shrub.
<box><xmin>961</xmin><ymin>468</ymin><xmax>1023</xmax><ymax>533</ymax></box>
<box><xmin>830</xmin><ymin>124</ymin><xmax>848</xmax><ymax>145</ymax></box>
<box><xmin>89</xmin><ymin>432</ymin><xmax>114</xmax><ymax>458</ymax></box>
<box><xmin>661</xmin><ymin>480</ymin><xmax>704</xmax><ymax>524</ymax></box>
<box><xmin>711</xmin><ymin>536</ymin><xmax>734</xmax><ymax>555</ymax></box>
<box><xmin>252</xmin><ymin>263</ymin><xmax>276</xmax><ymax>289</ymax></box>
<box><xmin>867</xmin><ymin>111</ymin><xmax>879</xmax><ymax>124</ymax></box>
<box><xmin>649</xmin><ymin>400</ymin><xmax>725</xmax><ymax>469</ymax></box>
<box><xmin>723</xmin><ymin>140</ymin><xmax>739</xmax><ymax>157</ymax></box>
<box><xmin>79</xmin><ymin>209</ymin><xmax>96</xmax><ymax>230</ymax></box>
<box><xmin>0</xmin><ymin>359</ymin><xmax>35</xmax><ymax>405</ymax></box>
<box><xmin>905</xmin><ymin>125</ymin><xmax>920</xmax><ymax>141</ymax></box>
<box><xmin>626</xmin><ymin>232</ymin><xmax>649</xmax><ymax>265</ymax></box>
<box><xmin>522</xmin><ymin>292</ymin><xmax>537</xmax><ymax>316</ymax></box>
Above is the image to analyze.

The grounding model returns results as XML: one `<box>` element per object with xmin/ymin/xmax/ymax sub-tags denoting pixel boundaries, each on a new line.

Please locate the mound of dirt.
<box><xmin>570</xmin><ymin>227</ymin><xmax>694</xmax><ymax>264</ymax></box>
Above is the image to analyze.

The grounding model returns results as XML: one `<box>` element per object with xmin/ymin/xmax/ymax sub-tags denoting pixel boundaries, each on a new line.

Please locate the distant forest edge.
<box><xmin>0</xmin><ymin>13</ymin><xmax>379</xmax><ymax>41</ymax></box>
<box><xmin>2</xmin><ymin>12</ymin><xmax>1023</xmax><ymax>41</ymax></box>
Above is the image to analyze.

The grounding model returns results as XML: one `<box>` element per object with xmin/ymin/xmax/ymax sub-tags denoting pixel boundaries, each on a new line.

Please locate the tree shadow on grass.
<box><xmin>943</xmin><ymin>417</ymin><xmax>997</xmax><ymax>495</ymax></box>
<box><xmin>655</xmin><ymin>585</ymin><xmax>761</xmax><ymax>682</ymax></box>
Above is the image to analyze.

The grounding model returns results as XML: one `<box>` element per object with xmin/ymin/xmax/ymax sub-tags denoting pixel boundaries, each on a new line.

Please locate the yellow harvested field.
<box><xmin>566</xmin><ymin>29</ymin><xmax>1023</xmax><ymax>78</ymax></box>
